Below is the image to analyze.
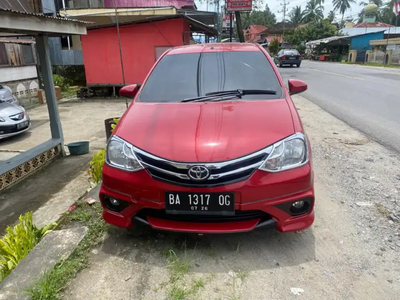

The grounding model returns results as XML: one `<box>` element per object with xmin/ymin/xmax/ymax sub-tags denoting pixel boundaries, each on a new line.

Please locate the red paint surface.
<box><xmin>81</xmin><ymin>18</ymin><xmax>186</xmax><ymax>85</ymax></box>
<box><xmin>116</xmin><ymin>100</ymin><xmax>295</xmax><ymax>162</ymax></box>
<box><xmin>227</xmin><ymin>0</ymin><xmax>253</xmax><ymax>11</ymax></box>
<box><xmin>103</xmin><ymin>0</ymin><xmax>195</xmax><ymax>9</ymax></box>
<box><xmin>100</xmin><ymin>43</ymin><xmax>315</xmax><ymax>233</ymax></box>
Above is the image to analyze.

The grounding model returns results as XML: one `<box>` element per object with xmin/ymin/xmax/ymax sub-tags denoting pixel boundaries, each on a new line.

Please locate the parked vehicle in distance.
<box><xmin>101</xmin><ymin>43</ymin><xmax>314</xmax><ymax>234</ymax></box>
<box><xmin>0</xmin><ymin>101</ymin><xmax>30</xmax><ymax>140</ymax></box>
<box><xmin>0</xmin><ymin>85</ymin><xmax>19</xmax><ymax>105</ymax></box>
<box><xmin>274</xmin><ymin>49</ymin><xmax>302</xmax><ymax>68</ymax></box>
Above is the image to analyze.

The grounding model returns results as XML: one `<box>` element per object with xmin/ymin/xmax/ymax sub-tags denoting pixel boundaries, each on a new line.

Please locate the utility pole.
<box><xmin>278</xmin><ymin>0</ymin><xmax>290</xmax><ymax>30</ymax></box>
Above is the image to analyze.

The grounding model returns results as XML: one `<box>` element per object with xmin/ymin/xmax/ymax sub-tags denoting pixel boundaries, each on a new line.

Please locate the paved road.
<box><xmin>278</xmin><ymin>61</ymin><xmax>400</xmax><ymax>153</ymax></box>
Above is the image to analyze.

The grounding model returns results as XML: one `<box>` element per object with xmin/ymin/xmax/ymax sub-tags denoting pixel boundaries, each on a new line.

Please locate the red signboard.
<box><xmin>226</xmin><ymin>0</ymin><xmax>252</xmax><ymax>12</ymax></box>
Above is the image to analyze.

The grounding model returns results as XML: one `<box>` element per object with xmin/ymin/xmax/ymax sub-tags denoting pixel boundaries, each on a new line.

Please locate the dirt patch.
<box><xmin>62</xmin><ymin>95</ymin><xmax>400</xmax><ymax>300</ymax></box>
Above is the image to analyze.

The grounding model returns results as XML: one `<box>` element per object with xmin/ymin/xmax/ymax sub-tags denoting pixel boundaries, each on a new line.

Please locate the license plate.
<box><xmin>165</xmin><ymin>192</ymin><xmax>235</xmax><ymax>215</ymax></box>
<box><xmin>17</xmin><ymin>121</ymin><xmax>28</xmax><ymax>130</ymax></box>
<box><xmin>289</xmin><ymin>57</ymin><xmax>295</xmax><ymax>59</ymax></box>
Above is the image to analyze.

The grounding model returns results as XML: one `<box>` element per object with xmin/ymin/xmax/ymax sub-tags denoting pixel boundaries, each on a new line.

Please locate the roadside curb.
<box><xmin>0</xmin><ymin>227</ymin><xmax>87</xmax><ymax>300</ymax></box>
<box><xmin>0</xmin><ymin>183</ymin><xmax>101</xmax><ymax>299</ymax></box>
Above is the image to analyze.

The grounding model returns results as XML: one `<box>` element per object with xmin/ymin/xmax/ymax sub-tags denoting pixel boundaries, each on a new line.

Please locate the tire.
<box><xmin>278</xmin><ymin>62</ymin><xmax>282</xmax><ymax>68</ymax></box>
<box><xmin>297</xmin><ymin>64</ymin><xmax>301</xmax><ymax>68</ymax></box>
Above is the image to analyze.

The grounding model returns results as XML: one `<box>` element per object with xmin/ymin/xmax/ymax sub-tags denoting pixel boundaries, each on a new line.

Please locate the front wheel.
<box><xmin>296</xmin><ymin>64</ymin><xmax>301</xmax><ymax>68</ymax></box>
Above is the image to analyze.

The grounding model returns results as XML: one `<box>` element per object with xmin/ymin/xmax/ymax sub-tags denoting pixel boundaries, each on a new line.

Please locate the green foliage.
<box><xmin>28</xmin><ymin>203</ymin><xmax>109</xmax><ymax>300</ymax></box>
<box><xmin>268</xmin><ymin>38</ymin><xmax>280</xmax><ymax>56</ymax></box>
<box><xmin>333</xmin><ymin>0</ymin><xmax>356</xmax><ymax>20</ymax></box>
<box><xmin>241</xmin><ymin>4</ymin><xmax>276</xmax><ymax>29</ymax></box>
<box><xmin>289</xmin><ymin>6</ymin><xmax>304</xmax><ymax>26</ymax></box>
<box><xmin>53</xmin><ymin>74</ymin><xmax>70</xmax><ymax>92</ymax></box>
<box><xmin>88</xmin><ymin>149</ymin><xmax>106</xmax><ymax>184</ymax></box>
<box><xmin>0</xmin><ymin>212</ymin><xmax>56</xmax><ymax>282</ymax></box>
<box><xmin>303</xmin><ymin>0</ymin><xmax>324</xmax><ymax>23</ymax></box>
<box><xmin>110</xmin><ymin>118</ymin><xmax>120</xmax><ymax>132</ymax></box>
<box><xmin>285</xmin><ymin>19</ymin><xmax>339</xmax><ymax>47</ymax></box>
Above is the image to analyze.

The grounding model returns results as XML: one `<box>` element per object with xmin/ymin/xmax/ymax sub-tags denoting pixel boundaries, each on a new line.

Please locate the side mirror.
<box><xmin>119</xmin><ymin>84</ymin><xmax>138</xmax><ymax>98</ymax></box>
<box><xmin>288</xmin><ymin>79</ymin><xmax>307</xmax><ymax>95</ymax></box>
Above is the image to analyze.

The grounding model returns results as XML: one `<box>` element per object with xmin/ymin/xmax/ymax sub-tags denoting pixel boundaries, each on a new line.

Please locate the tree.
<box><xmin>268</xmin><ymin>38</ymin><xmax>280</xmax><ymax>55</ymax></box>
<box><xmin>302</xmin><ymin>0</ymin><xmax>324</xmax><ymax>23</ymax></box>
<box><xmin>333</xmin><ymin>0</ymin><xmax>356</xmax><ymax>22</ymax></box>
<box><xmin>284</xmin><ymin>19</ymin><xmax>338</xmax><ymax>47</ymax></box>
<box><xmin>241</xmin><ymin>4</ymin><xmax>277</xmax><ymax>29</ymax></box>
<box><xmin>200</xmin><ymin>0</ymin><xmax>266</xmax><ymax>42</ymax></box>
<box><xmin>328</xmin><ymin>10</ymin><xmax>336</xmax><ymax>22</ymax></box>
<box><xmin>289</xmin><ymin>6</ymin><xmax>304</xmax><ymax>26</ymax></box>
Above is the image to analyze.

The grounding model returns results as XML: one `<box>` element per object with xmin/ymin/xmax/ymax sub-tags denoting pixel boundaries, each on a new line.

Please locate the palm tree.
<box><xmin>328</xmin><ymin>10</ymin><xmax>336</xmax><ymax>22</ymax></box>
<box><xmin>303</xmin><ymin>0</ymin><xmax>324</xmax><ymax>23</ymax></box>
<box><xmin>333</xmin><ymin>0</ymin><xmax>357</xmax><ymax>22</ymax></box>
<box><xmin>289</xmin><ymin>6</ymin><xmax>304</xmax><ymax>26</ymax></box>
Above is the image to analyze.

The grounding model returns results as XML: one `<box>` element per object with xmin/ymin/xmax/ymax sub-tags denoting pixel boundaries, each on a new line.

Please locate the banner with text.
<box><xmin>226</xmin><ymin>0</ymin><xmax>253</xmax><ymax>12</ymax></box>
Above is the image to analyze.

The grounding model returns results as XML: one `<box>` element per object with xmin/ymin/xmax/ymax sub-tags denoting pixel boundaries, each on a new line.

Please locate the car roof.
<box><xmin>166</xmin><ymin>43</ymin><xmax>261</xmax><ymax>55</ymax></box>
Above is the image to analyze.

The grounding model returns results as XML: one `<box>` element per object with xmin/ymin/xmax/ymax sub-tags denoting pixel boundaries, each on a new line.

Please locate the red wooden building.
<box><xmin>81</xmin><ymin>16</ymin><xmax>215</xmax><ymax>86</ymax></box>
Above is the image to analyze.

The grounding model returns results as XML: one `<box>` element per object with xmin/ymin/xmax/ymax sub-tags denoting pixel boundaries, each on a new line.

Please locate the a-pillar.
<box><xmin>35</xmin><ymin>35</ymin><xmax>65</xmax><ymax>156</ymax></box>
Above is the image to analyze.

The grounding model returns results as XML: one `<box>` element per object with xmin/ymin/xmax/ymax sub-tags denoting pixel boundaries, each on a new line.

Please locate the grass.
<box><xmin>375</xmin><ymin>203</ymin><xmax>391</xmax><ymax>217</ymax></box>
<box><xmin>235</xmin><ymin>269</ymin><xmax>250</xmax><ymax>281</ymax></box>
<box><xmin>168</xmin><ymin>285</ymin><xmax>189</xmax><ymax>300</ymax></box>
<box><xmin>27</xmin><ymin>202</ymin><xmax>109</xmax><ymax>299</ymax></box>
<box><xmin>165</xmin><ymin>249</ymin><xmax>193</xmax><ymax>282</ymax></box>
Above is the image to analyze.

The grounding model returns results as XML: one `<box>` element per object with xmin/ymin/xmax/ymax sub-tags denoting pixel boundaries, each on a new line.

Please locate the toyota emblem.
<box><xmin>188</xmin><ymin>166</ymin><xmax>210</xmax><ymax>181</ymax></box>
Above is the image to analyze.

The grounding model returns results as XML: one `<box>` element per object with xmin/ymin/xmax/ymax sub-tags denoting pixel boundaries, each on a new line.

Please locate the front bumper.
<box><xmin>0</xmin><ymin>120</ymin><xmax>30</xmax><ymax>139</ymax></box>
<box><xmin>100</xmin><ymin>163</ymin><xmax>315</xmax><ymax>233</ymax></box>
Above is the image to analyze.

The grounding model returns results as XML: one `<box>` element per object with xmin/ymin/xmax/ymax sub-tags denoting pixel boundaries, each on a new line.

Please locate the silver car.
<box><xmin>0</xmin><ymin>85</ymin><xmax>19</xmax><ymax>105</ymax></box>
<box><xmin>0</xmin><ymin>88</ymin><xmax>30</xmax><ymax>139</ymax></box>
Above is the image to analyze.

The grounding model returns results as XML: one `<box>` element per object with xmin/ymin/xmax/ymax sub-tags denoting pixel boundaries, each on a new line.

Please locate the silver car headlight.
<box><xmin>259</xmin><ymin>133</ymin><xmax>309</xmax><ymax>172</ymax></box>
<box><xmin>0</xmin><ymin>117</ymin><xmax>5</xmax><ymax>122</ymax></box>
<box><xmin>105</xmin><ymin>136</ymin><xmax>143</xmax><ymax>172</ymax></box>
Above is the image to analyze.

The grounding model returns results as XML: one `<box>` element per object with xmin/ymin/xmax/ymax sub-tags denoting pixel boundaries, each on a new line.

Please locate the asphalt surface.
<box><xmin>278</xmin><ymin>61</ymin><xmax>400</xmax><ymax>153</ymax></box>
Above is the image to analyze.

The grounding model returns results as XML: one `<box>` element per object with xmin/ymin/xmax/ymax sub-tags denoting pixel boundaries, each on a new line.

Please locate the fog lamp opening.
<box><xmin>290</xmin><ymin>200</ymin><xmax>310</xmax><ymax>215</ymax></box>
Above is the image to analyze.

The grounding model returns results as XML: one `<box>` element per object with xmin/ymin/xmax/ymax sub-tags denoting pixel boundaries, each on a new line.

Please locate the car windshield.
<box><xmin>138</xmin><ymin>51</ymin><xmax>283</xmax><ymax>103</ymax></box>
<box><xmin>284</xmin><ymin>50</ymin><xmax>300</xmax><ymax>55</ymax></box>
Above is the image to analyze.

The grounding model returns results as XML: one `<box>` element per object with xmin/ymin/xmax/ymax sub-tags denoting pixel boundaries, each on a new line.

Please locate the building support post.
<box><xmin>35</xmin><ymin>35</ymin><xmax>65</xmax><ymax>155</ymax></box>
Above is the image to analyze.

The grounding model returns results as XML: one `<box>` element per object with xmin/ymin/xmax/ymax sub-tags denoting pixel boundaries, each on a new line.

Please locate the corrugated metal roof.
<box><xmin>0</xmin><ymin>8</ymin><xmax>91</xmax><ymax>24</ymax></box>
<box><xmin>0</xmin><ymin>0</ymin><xmax>34</xmax><ymax>13</ymax></box>
<box><xmin>341</xmin><ymin>27</ymin><xmax>400</xmax><ymax>36</ymax></box>
<box><xmin>0</xmin><ymin>38</ymin><xmax>35</xmax><ymax>44</ymax></box>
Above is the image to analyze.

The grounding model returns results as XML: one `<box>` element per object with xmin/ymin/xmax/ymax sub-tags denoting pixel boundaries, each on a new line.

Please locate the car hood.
<box><xmin>115</xmin><ymin>100</ymin><xmax>295</xmax><ymax>162</ymax></box>
<box><xmin>0</xmin><ymin>102</ymin><xmax>23</xmax><ymax>118</ymax></box>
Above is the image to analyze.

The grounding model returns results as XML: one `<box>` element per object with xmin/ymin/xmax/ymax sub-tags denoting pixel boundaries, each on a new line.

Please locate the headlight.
<box><xmin>0</xmin><ymin>117</ymin><xmax>5</xmax><ymax>122</ymax></box>
<box><xmin>259</xmin><ymin>133</ymin><xmax>309</xmax><ymax>172</ymax></box>
<box><xmin>105</xmin><ymin>136</ymin><xmax>143</xmax><ymax>172</ymax></box>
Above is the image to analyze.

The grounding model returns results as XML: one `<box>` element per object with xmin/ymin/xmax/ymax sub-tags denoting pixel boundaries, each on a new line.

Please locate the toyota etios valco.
<box><xmin>100</xmin><ymin>43</ymin><xmax>314</xmax><ymax>234</ymax></box>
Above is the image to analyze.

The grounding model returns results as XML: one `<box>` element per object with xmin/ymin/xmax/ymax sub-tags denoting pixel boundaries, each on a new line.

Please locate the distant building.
<box><xmin>243</xmin><ymin>25</ymin><xmax>267</xmax><ymax>43</ymax></box>
<box><xmin>0</xmin><ymin>1</ymin><xmax>40</xmax><ymax>100</ymax></box>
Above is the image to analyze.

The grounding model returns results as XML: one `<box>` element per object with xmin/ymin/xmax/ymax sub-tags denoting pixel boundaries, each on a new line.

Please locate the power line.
<box><xmin>278</xmin><ymin>0</ymin><xmax>290</xmax><ymax>27</ymax></box>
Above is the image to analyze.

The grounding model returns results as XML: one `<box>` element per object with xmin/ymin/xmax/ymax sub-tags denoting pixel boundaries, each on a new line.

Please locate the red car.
<box><xmin>101</xmin><ymin>43</ymin><xmax>314</xmax><ymax>234</ymax></box>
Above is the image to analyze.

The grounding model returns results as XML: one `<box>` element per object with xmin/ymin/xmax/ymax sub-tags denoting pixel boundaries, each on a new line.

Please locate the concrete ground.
<box><xmin>278</xmin><ymin>61</ymin><xmax>400</xmax><ymax>153</ymax></box>
<box><xmin>0</xmin><ymin>99</ymin><xmax>127</xmax><ymax>162</ymax></box>
<box><xmin>63</xmin><ymin>95</ymin><xmax>400</xmax><ymax>300</ymax></box>
<box><xmin>0</xmin><ymin>99</ymin><xmax>127</xmax><ymax>233</ymax></box>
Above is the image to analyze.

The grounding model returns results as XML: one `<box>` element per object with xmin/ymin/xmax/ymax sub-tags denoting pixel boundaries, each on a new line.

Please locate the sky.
<box><xmin>195</xmin><ymin>0</ymin><xmax>363</xmax><ymax>23</ymax></box>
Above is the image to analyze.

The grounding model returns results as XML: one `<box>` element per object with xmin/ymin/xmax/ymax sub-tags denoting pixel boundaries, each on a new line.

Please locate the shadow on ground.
<box><xmin>0</xmin><ymin>154</ymin><xmax>92</xmax><ymax>233</ymax></box>
<box><xmin>100</xmin><ymin>225</ymin><xmax>316</xmax><ymax>273</ymax></box>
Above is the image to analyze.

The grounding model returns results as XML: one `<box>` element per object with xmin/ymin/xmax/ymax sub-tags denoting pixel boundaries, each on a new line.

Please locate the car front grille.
<box><xmin>134</xmin><ymin>146</ymin><xmax>272</xmax><ymax>187</ymax></box>
<box><xmin>136</xmin><ymin>209</ymin><xmax>271</xmax><ymax>223</ymax></box>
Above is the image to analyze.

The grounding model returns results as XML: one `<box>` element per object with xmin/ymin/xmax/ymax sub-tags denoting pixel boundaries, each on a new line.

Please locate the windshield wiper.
<box><xmin>181</xmin><ymin>89</ymin><xmax>277</xmax><ymax>103</ymax></box>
